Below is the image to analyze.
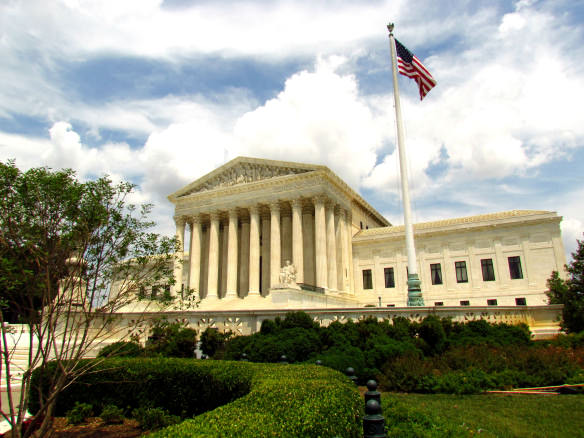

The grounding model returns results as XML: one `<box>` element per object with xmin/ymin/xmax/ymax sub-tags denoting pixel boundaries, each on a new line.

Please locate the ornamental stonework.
<box><xmin>189</xmin><ymin>163</ymin><xmax>311</xmax><ymax>194</ymax></box>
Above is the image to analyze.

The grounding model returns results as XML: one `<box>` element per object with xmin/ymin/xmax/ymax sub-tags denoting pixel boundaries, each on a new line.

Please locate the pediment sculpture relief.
<box><xmin>193</xmin><ymin>163</ymin><xmax>311</xmax><ymax>193</ymax></box>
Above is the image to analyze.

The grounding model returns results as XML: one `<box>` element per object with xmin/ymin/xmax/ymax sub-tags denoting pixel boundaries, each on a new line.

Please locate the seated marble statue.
<box><xmin>279</xmin><ymin>260</ymin><xmax>297</xmax><ymax>285</ymax></box>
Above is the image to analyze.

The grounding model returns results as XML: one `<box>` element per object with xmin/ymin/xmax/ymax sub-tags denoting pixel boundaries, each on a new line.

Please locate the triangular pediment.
<box><xmin>169</xmin><ymin>157</ymin><xmax>322</xmax><ymax>200</ymax></box>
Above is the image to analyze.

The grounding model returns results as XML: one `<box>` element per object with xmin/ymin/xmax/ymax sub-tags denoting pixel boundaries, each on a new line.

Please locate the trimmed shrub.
<box><xmin>100</xmin><ymin>404</ymin><xmax>124</xmax><ymax>424</ymax></box>
<box><xmin>29</xmin><ymin>358</ymin><xmax>253</xmax><ymax>417</ymax></box>
<box><xmin>66</xmin><ymin>402</ymin><xmax>93</xmax><ymax>425</ymax></box>
<box><xmin>146</xmin><ymin>320</ymin><xmax>198</xmax><ymax>358</ymax></box>
<box><xmin>97</xmin><ymin>341</ymin><xmax>144</xmax><ymax>358</ymax></box>
<box><xmin>132</xmin><ymin>406</ymin><xmax>181</xmax><ymax>430</ymax></box>
<box><xmin>149</xmin><ymin>363</ymin><xmax>362</xmax><ymax>438</ymax></box>
<box><xmin>30</xmin><ymin>359</ymin><xmax>362</xmax><ymax>438</ymax></box>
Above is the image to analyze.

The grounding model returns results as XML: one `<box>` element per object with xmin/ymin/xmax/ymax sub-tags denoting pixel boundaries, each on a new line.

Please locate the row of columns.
<box><xmin>173</xmin><ymin>197</ymin><xmax>354</xmax><ymax>300</ymax></box>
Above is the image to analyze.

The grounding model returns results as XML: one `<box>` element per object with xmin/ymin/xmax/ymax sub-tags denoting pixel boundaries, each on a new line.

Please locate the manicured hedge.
<box><xmin>149</xmin><ymin>363</ymin><xmax>362</xmax><ymax>438</ymax></box>
<box><xmin>29</xmin><ymin>359</ymin><xmax>362</xmax><ymax>437</ymax></box>
<box><xmin>29</xmin><ymin>358</ymin><xmax>253</xmax><ymax>417</ymax></box>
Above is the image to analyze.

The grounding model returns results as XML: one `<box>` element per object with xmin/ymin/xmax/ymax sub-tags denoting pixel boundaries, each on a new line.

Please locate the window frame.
<box><xmin>362</xmin><ymin>269</ymin><xmax>373</xmax><ymax>290</ymax></box>
<box><xmin>455</xmin><ymin>261</ymin><xmax>468</xmax><ymax>283</ymax></box>
<box><xmin>481</xmin><ymin>258</ymin><xmax>496</xmax><ymax>281</ymax></box>
<box><xmin>515</xmin><ymin>297</ymin><xmax>527</xmax><ymax>306</ymax></box>
<box><xmin>508</xmin><ymin>256</ymin><xmax>523</xmax><ymax>280</ymax></box>
<box><xmin>460</xmin><ymin>300</ymin><xmax>470</xmax><ymax>306</ymax></box>
<box><xmin>430</xmin><ymin>263</ymin><xmax>443</xmax><ymax>285</ymax></box>
<box><xmin>384</xmin><ymin>267</ymin><xmax>395</xmax><ymax>288</ymax></box>
<box><xmin>487</xmin><ymin>299</ymin><xmax>498</xmax><ymax>306</ymax></box>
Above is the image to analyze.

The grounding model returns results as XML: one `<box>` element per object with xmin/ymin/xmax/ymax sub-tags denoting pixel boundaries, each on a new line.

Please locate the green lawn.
<box><xmin>382</xmin><ymin>393</ymin><xmax>584</xmax><ymax>437</ymax></box>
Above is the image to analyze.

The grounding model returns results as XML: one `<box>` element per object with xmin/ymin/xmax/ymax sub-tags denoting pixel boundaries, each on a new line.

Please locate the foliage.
<box><xmin>65</xmin><ymin>402</ymin><xmax>93</xmax><ymax>425</ymax></box>
<box><xmin>200</xmin><ymin>327</ymin><xmax>233</xmax><ymax>358</ymax></box>
<box><xmin>29</xmin><ymin>358</ymin><xmax>252</xmax><ymax>418</ymax></box>
<box><xmin>0</xmin><ymin>160</ymin><xmax>188</xmax><ymax>438</ymax></box>
<box><xmin>131</xmin><ymin>407</ymin><xmax>180</xmax><ymax>430</ymax></box>
<box><xmin>149</xmin><ymin>362</ymin><xmax>362</xmax><ymax>438</ymax></box>
<box><xmin>145</xmin><ymin>319</ymin><xmax>198</xmax><ymax>358</ymax></box>
<box><xmin>547</xmin><ymin>236</ymin><xmax>584</xmax><ymax>333</ymax></box>
<box><xmin>30</xmin><ymin>358</ymin><xmax>362</xmax><ymax>438</ymax></box>
<box><xmin>97</xmin><ymin>341</ymin><xmax>145</xmax><ymax>358</ymax></box>
<box><xmin>100</xmin><ymin>404</ymin><xmax>125</xmax><ymax>424</ymax></box>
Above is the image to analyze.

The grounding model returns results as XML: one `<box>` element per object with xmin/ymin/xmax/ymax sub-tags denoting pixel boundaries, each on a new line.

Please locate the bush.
<box><xmin>149</xmin><ymin>363</ymin><xmax>362</xmax><ymax>438</ymax></box>
<box><xmin>200</xmin><ymin>327</ymin><xmax>232</xmax><ymax>358</ymax></box>
<box><xmin>66</xmin><ymin>402</ymin><xmax>93</xmax><ymax>425</ymax></box>
<box><xmin>132</xmin><ymin>407</ymin><xmax>181</xmax><ymax>430</ymax></box>
<box><xmin>100</xmin><ymin>404</ymin><xmax>124</xmax><ymax>424</ymax></box>
<box><xmin>29</xmin><ymin>358</ymin><xmax>253</xmax><ymax>418</ymax></box>
<box><xmin>146</xmin><ymin>320</ymin><xmax>198</xmax><ymax>358</ymax></box>
<box><xmin>30</xmin><ymin>359</ymin><xmax>362</xmax><ymax>437</ymax></box>
<box><xmin>97</xmin><ymin>341</ymin><xmax>144</xmax><ymax>358</ymax></box>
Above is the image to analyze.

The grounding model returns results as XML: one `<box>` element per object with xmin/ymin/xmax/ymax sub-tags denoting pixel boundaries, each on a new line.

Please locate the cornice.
<box><xmin>352</xmin><ymin>210</ymin><xmax>561</xmax><ymax>243</ymax></box>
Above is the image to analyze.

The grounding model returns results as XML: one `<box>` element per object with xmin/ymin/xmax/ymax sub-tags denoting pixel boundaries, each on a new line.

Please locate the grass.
<box><xmin>382</xmin><ymin>393</ymin><xmax>584</xmax><ymax>437</ymax></box>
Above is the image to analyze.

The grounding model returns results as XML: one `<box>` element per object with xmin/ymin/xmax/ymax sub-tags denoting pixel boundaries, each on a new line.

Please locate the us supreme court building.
<box><xmin>119</xmin><ymin>156</ymin><xmax>566</xmax><ymax>338</ymax></box>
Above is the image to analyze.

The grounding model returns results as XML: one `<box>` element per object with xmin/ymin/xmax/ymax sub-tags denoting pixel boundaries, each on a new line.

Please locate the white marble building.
<box><xmin>166</xmin><ymin>157</ymin><xmax>566</xmax><ymax>311</ymax></box>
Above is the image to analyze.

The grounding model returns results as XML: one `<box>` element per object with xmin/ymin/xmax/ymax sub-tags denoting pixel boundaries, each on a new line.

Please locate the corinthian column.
<box><xmin>326</xmin><ymin>202</ymin><xmax>338</xmax><ymax>290</ymax></box>
<box><xmin>173</xmin><ymin>217</ymin><xmax>186</xmax><ymax>296</ymax></box>
<box><xmin>339</xmin><ymin>209</ymin><xmax>349</xmax><ymax>292</ymax></box>
<box><xmin>226</xmin><ymin>209</ymin><xmax>239</xmax><ymax>297</ymax></box>
<box><xmin>291</xmin><ymin>199</ymin><xmax>304</xmax><ymax>284</ymax></box>
<box><xmin>269</xmin><ymin>202</ymin><xmax>281</xmax><ymax>288</ymax></box>
<box><xmin>207</xmin><ymin>212</ymin><xmax>220</xmax><ymax>299</ymax></box>
<box><xmin>248</xmin><ymin>206</ymin><xmax>261</xmax><ymax>295</ymax></box>
<box><xmin>188</xmin><ymin>216</ymin><xmax>202</xmax><ymax>297</ymax></box>
<box><xmin>313</xmin><ymin>196</ymin><xmax>327</xmax><ymax>289</ymax></box>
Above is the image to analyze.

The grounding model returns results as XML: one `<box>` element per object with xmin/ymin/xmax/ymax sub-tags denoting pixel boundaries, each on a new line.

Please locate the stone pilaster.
<box><xmin>339</xmin><ymin>209</ymin><xmax>349</xmax><ymax>292</ymax></box>
<box><xmin>325</xmin><ymin>202</ymin><xmax>337</xmax><ymax>290</ymax></box>
<box><xmin>346</xmin><ymin>210</ymin><xmax>355</xmax><ymax>293</ymax></box>
<box><xmin>313</xmin><ymin>196</ymin><xmax>328</xmax><ymax>289</ymax></box>
<box><xmin>261</xmin><ymin>213</ymin><xmax>271</xmax><ymax>294</ymax></box>
<box><xmin>239</xmin><ymin>217</ymin><xmax>250</xmax><ymax>296</ymax></box>
<box><xmin>207</xmin><ymin>213</ymin><xmax>220</xmax><ymax>299</ymax></box>
<box><xmin>248</xmin><ymin>206</ymin><xmax>261</xmax><ymax>296</ymax></box>
<box><xmin>291</xmin><ymin>199</ymin><xmax>304</xmax><ymax>284</ymax></box>
<box><xmin>302</xmin><ymin>210</ymin><xmax>315</xmax><ymax>286</ymax></box>
<box><xmin>226</xmin><ymin>209</ymin><xmax>239</xmax><ymax>297</ymax></box>
<box><xmin>188</xmin><ymin>216</ymin><xmax>202</xmax><ymax>297</ymax></box>
<box><xmin>270</xmin><ymin>202</ymin><xmax>281</xmax><ymax>289</ymax></box>
<box><xmin>173</xmin><ymin>217</ymin><xmax>186</xmax><ymax>296</ymax></box>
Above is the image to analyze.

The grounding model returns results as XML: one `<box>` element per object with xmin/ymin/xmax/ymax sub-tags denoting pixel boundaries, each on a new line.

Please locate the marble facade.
<box><xmin>164</xmin><ymin>157</ymin><xmax>567</xmax><ymax>312</ymax></box>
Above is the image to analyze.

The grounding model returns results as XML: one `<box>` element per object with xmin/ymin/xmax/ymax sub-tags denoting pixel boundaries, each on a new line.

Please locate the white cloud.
<box><xmin>233</xmin><ymin>57</ymin><xmax>383</xmax><ymax>188</ymax></box>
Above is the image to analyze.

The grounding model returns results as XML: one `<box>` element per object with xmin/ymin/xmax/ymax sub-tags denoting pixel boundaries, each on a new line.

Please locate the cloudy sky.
<box><xmin>1</xmin><ymin>0</ymin><xmax>583</xmax><ymax>258</ymax></box>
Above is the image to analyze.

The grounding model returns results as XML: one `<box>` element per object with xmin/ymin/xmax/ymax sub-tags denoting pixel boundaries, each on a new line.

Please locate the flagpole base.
<box><xmin>407</xmin><ymin>273</ymin><xmax>424</xmax><ymax>306</ymax></box>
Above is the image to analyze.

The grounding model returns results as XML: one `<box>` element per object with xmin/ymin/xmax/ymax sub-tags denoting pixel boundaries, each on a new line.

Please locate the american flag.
<box><xmin>395</xmin><ymin>38</ymin><xmax>436</xmax><ymax>100</ymax></box>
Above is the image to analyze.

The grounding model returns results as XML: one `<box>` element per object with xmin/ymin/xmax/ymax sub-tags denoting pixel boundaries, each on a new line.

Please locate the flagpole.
<box><xmin>387</xmin><ymin>23</ymin><xmax>424</xmax><ymax>306</ymax></box>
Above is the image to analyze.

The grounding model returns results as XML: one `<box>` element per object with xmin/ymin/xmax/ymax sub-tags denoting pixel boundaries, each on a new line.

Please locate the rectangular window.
<box><xmin>515</xmin><ymin>297</ymin><xmax>527</xmax><ymax>306</ymax></box>
<box><xmin>434</xmin><ymin>302</ymin><xmax>444</xmax><ymax>306</ymax></box>
<box><xmin>487</xmin><ymin>299</ymin><xmax>498</xmax><ymax>306</ymax></box>
<box><xmin>362</xmin><ymin>269</ymin><xmax>373</xmax><ymax>290</ymax></box>
<box><xmin>386</xmin><ymin>304</ymin><xmax>395</xmax><ymax>307</ymax></box>
<box><xmin>151</xmin><ymin>286</ymin><xmax>158</xmax><ymax>299</ymax></box>
<box><xmin>460</xmin><ymin>300</ymin><xmax>470</xmax><ymax>306</ymax></box>
<box><xmin>481</xmin><ymin>259</ymin><xmax>496</xmax><ymax>281</ymax></box>
<box><xmin>508</xmin><ymin>256</ymin><xmax>523</xmax><ymax>279</ymax></box>
<box><xmin>455</xmin><ymin>261</ymin><xmax>468</xmax><ymax>283</ymax></box>
<box><xmin>430</xmin><ymin>263</ymin><xmax>443</xmax><ymax>285</ymax></box>
<box><xmin>384</xmin><ymin>267</ymin><xmax>395</xmax><ymax>288</ymax></box>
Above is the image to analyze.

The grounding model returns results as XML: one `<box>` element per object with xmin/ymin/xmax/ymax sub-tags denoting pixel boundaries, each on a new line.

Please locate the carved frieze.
<box><xmin>187</xmin><ymin>163</ymin><xmax>311</xmax><ymax>195</ymax></box>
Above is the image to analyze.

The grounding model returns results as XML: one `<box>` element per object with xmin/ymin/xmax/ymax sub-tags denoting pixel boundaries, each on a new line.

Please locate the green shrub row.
<box><xmin>378</xmin><ymin>345</ymin><xmax>584</xmax><ymax>393</ymax></box>
<box><xmin>149</xmin><ymin>363</ymin><xmax>363</xmax><ymax>438</ymax></box>
<box><xmin>29</xmin><ymin>358</ymin><xmax>253</xmax><ymax>417</ymax></box>
<box><xmin>29</xmin><ymin>358</ymin><xmax>362</xmax><ymax>437</ymax></box>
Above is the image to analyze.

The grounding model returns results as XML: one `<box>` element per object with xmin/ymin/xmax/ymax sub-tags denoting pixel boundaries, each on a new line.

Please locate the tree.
<box><xmin>546</xmin><ymin>236</ymin><xmax>584</xmax><ymax>334</ymax></box>
<box><xmin>0</xmin><ymin>161</ymin><xmax>190</xmax><ymax>438</ymax></box>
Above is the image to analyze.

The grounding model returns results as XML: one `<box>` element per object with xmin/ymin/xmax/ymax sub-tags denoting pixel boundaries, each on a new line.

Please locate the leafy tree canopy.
<box><xmin>547</xmin><ymin>236</ymin><xmax>584</xmax><ymax>333</ymax></box>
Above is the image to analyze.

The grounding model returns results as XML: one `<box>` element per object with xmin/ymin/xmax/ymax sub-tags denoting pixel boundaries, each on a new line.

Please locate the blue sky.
<box><xmin>1</xmin><ymin>0</ymin><xmax>583</xmax><ymax>259</ymax></box>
